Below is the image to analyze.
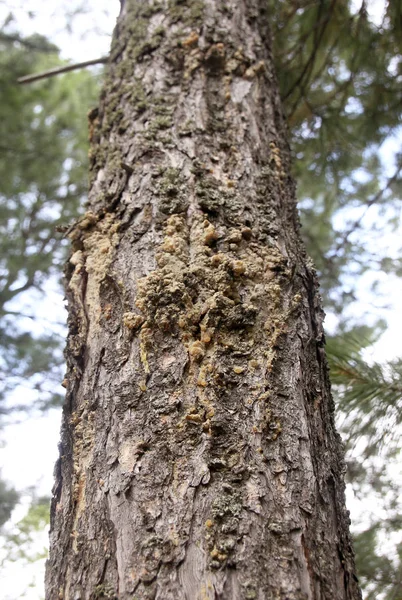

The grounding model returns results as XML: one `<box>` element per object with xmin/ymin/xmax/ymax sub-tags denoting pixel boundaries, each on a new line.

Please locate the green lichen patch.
<box><xmin>129</xmin><ymin>80</ymin><xmax>148</xmax><ymax>114</ymax></box>
<box><xmin>148</xmin><ymin>114</ymin><xmax>173</xmax><ymax>133</ymax></box>
<box><xmin>192</xmin><ymin>167</ymin><xmax>247</xmax><ymax>223</ymax></box>
<box><xmin>205</xmin><ymin>485</ymin><xmax>243</xmax><ymax>568</ymax></box>
<box><xmin>136</xmin><ymin>25</ymin><xmax>166</xmax><ymax>60</ymax></box>
<box><xmin>211</xmin><ymin>487</ymin><xmax>242</xmax><ymax>520</ymax></box>
<box><xmin>196</xmin><ymin>175</ymin><xmax>224</xmax><ymax>214</ymax></box>
<box><xmin>242</xmin><ymin>582</ymin><xmax>258</xmax><ymax>600</ymax></box>
<box><xmin>153</xmin><ymin>99</ymin><xmax>175</xmax><ymax>117</ymax></box>
<box><xmin>91</xmin><ymin>583</ymin><xmax>117</xmax><ymax>599</ymax></box>
<box><xmin>123</xmin><ymin>5</ymin><xmax>164</xmax><ymax>61</ymax></box>
<box><xmin>168</xmin><ymin>0</ymin><xmax>205</xmax><ymax>26</ymax></box>
<box><xmin>177</xmin><ymin>118</ymin><xmax>195</xmax><ymax>137</ymax></box>
<box><xmin>156</xmin><ymin>168</ymin><xmax>190</xmax><ymax>215</ymax></box>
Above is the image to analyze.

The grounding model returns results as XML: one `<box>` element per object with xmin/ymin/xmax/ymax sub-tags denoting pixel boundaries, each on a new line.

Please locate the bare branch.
<box><xmin>17</xmin><ymin>56</ymin><xmax>108</xmax><ymax>84</ymax></box>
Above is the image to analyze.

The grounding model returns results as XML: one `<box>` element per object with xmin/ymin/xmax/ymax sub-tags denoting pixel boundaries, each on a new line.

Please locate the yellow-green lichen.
<box><xmin>157</xmin><ymin>168</ymin><xmax>189</xmax><ymax>215</ymax></box>
<box><xmin>92</xmin><ymin>583</ymin><xmax>117</xmax><ymax>599</ymax></box>
<box><xmin>168</xmin><ymin>0</ymin><xmax>205</xmax><ymax>25</ymax></box>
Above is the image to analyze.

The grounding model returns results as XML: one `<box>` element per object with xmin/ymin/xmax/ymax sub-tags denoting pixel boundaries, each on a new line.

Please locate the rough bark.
<box><xmin>46</xmin><ymin>1</ymin><xmax>361</xmax><ymax>599</ymax></box>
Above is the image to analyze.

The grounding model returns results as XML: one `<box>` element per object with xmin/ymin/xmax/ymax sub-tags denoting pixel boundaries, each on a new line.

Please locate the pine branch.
<box><xmin>283</xmin><ymin>0</ymin><xmax>337</xmax><ymax>105</ymax></box>
<box><xmin>327</xmin><ymin>334</ymin><xmax>402</xmax><ymax>402</ymax></box>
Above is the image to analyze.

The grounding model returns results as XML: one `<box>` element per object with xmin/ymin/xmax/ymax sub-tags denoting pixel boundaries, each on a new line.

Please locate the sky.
<box><xmin>0</xmin><ymin>0</ymin><xmax>118</xmax><ymax>61</ymax></box>
<box><xmin>0</xmin><ymin>0</ymin><xmax>401</xmax><ymax>598</ymax></box>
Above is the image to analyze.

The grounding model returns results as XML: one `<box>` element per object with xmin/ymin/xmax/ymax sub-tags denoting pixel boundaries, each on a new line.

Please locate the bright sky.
<box><xmin>0</xmin><ymin>0</ymin><xmax>118</xmax><ymax>61</ymax></box>
<box><xmin>0</xmin><ymin>1</ymin><xmax>401</xmax><ymax>598</ymax></box>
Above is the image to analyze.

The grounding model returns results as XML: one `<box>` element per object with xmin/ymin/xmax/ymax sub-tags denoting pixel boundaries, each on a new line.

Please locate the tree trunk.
<box><xmin>46</xmin><ymin>1</ymin><xmax>361</xmax><ymax>599</ymax></box>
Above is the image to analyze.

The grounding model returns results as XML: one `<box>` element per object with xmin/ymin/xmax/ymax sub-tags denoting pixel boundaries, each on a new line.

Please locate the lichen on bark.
<box><xmin>46</xmin><ymin>1</ymin><xmax>361</xmax><ymax>599</ymax></box>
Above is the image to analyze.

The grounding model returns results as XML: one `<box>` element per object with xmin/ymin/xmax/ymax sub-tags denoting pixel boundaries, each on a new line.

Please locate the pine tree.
<box><xmin>45</xmin><ymin>1</ymin><xmax>361</xmax><ymax>598</ymax></box>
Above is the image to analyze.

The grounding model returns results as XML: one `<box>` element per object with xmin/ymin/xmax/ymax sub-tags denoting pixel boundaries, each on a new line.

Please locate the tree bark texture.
<box><xmin>46</xmin><ymin>1</ymin><xmax>361</xmax><ymax>599</ymax></box>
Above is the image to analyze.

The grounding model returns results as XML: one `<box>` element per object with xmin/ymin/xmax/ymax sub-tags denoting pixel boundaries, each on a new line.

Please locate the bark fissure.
<box><xmin>46</xmin><ymin>1</ymin><xmax>361</xmax><ymax>599</ymax></box>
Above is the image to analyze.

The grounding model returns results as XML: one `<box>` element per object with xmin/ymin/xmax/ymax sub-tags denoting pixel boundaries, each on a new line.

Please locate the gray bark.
<box><xmin>46</xmin><ymin>1</ymin><xmax>361</xmax><ymax>599</ymax></box>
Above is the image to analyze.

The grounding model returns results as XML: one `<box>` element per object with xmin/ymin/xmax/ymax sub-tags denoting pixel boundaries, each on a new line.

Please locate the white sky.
<box><xmin>0</xmin><ymin>0</ymin><xmax>118</xmax><ymax>61</ymax></box>
<box><xmin>0</xmin><ymin>1</ymin><xmax>401</xmax><ymax>598</ymax></box>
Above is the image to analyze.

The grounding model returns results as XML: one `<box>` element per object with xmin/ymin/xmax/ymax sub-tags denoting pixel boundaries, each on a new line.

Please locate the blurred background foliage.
<box><xmin>0</xmin><ymin>7</ymin><xmax>102</xmax><ymax>596</ymax></box>
<box><xmin>0</xmin><ymin>25</ymin><xmax>99</xmax><ymax>414</ymax></box>
<box><xmin>0</xmin><ymin>0</ymin><xmax>401</xmax><ymax>598</ymax></box>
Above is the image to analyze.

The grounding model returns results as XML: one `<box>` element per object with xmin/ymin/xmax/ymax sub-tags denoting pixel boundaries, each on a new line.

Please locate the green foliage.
<box><xmin>0</xmin><ymin>30</ymin><xmax>101</xmax><ymax>415</ymax></box>
<box><xmin>326</xmin><ymin>333</ymin><xmax>402</xmax><ymax>599</ymax></box>
<box><xmin>354</xmin><ymin>525</ymin><xmax>402</xmax><ymax>600</ymax></box>
<box><xmin>327</xmin><ymin>333</ymin><xmax>402</xmax><ymax>455</ymax></box>
<box><xmin>0</xmin><ymin>494</ymin><xmax>49</xmax><ymax>565</ymax></box>
<box><xmin>271</xmin><ymin>0</ymin><xmax>402</xmax><ymax>316</ymax></box>
<box><xmin>0</xmin><ymin>493</ymin><xmax>50</xmax><ymax>598</ymax></box>
<box><xmin>0</xmin><ymin>476</ymin><xmax>19</xmax><ymax>527</ymax></box>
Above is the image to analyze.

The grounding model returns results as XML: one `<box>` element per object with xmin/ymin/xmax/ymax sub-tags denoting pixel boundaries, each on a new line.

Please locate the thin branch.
<box><xmin>18</xmin><ymin>56</ymin><xmax>108</xmax><ymax>85</ymax></box>
<box><xmin>328</xmin><ymin>161</ymin><xmax>402</xmax><ymax>259</ymax></box>
<box><xmin>283</xmin><ymin>0</ymin><xmax>337</xmax><ymax>104</ymax></box>
<box><xmin>278</xmin><ymin>5</ymin><xmax>337</xmax><ymax>65</ymax></box>
<box><xmin>0</xmin><ymin>274</ymin><xmax>37</xmax><ymax>307</ymax></box>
